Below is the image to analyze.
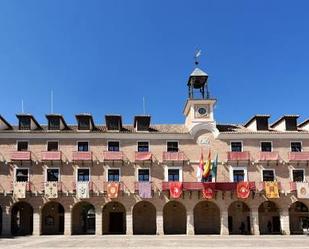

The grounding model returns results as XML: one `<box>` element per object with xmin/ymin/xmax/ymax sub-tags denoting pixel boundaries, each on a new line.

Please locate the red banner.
<box><xmin>202</xmin><ymin>183</ymin><xmax>215</xmax><ymax>199</ymax></box>
<box><xmin>169</xmin><ymin>182</ymin><xmax>183</xmax><ymax>199</ymax></box>
<box><xmin>107</xmin><ymin>182</ymin><xmax>119</xmax><ymax>198</ymax></box>
<box><xmin>237</xmin><ymin>182</ymin><xmax>250</xmax><ymax>199</ymax></box>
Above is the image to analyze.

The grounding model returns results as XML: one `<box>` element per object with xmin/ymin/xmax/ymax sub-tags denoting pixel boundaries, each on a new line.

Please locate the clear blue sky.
<box><xmin>0</xmin><ymin>1</ymin><xmax>308</xmax><ymax>125</ymax></box>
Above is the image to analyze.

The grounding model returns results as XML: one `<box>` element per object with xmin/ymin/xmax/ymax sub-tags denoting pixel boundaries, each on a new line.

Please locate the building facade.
<box><xmin>0</xmin><ymin>65</ymin><xmax>309</xmax><ymax>236</ymax></box>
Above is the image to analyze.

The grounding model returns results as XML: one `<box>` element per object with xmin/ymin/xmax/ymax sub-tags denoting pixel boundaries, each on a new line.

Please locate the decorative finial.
<box><xmin>194</xmin><ymin>49</ymin><xmax>202</xmax><ymax>65</ymax></box>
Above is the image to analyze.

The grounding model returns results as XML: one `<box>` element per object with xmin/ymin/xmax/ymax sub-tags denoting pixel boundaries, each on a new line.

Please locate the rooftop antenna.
<box><xmin>143</xmin><ymin>97</ymin><xmax>146</xmax><ymax>115</ymax></box>
<box><xmin>21</xmin><ymin>99</ymin><xmax>24</xmax><ymax>113</ymax></box>
<box><xmin>51</xmin><ymin>90</ymin><xmax>54</xmax><ymax>114</ymax></box>
<box><xmin>194</xmin><ymin>49</ymin><xmax>202</xmax><ymax>65</ymax></box>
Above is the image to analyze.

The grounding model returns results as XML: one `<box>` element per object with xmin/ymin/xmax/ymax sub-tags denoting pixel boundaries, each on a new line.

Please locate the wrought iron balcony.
<box><xmin>72</xmin><ymin>151</ymin><xmax>92</xmax><ymax>161</ymax></box>
<box><xmin>258</xmin><ymin>152</ymin><xmax>280</xmax><ymax>161</ymax></box>
<box><xmin>288</xmin><ymin>152</ymin><xmax>309</xmax><ymax>161</ymax></box>
<box><xmin>103</xmin><ymin>151</ymin><xmax>124</xmax><ymax>161</ymax></box>
<box><xmin>135</xmin><ymin>151</ymin><xmax>152</xmax><ymax>161</ymax></box>
<box><xmin>42</xmin><ymin>151</ymin><xmax>62</xmax><ymax>161</ymax></box>
<box><xmin>227</xmin><ymin>151</ymin><xmax>250</xmax><ymax>161</ymax></box>
<box><xmin>162</xmin><ymin>151</ymin><xmax>187</xmax><ymax>161</ymax></box>
<box><xmin>11</xmin><ymin>151</ymin><xmax>31</xmax><ymax>161</ymax></box>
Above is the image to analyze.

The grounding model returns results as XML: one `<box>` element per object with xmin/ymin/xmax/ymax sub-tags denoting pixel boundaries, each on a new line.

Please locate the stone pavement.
<box><xmin>0</xmin><ymin>235</ymin><xmax>309</xmax><ymax>249</ymax></box>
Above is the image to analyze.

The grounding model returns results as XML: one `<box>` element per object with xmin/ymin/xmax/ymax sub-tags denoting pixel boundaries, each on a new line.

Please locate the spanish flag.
<box><xmin>202</xmin><ymin>150</ymin><xmax>211</xmax><ymax>178</ymax></box>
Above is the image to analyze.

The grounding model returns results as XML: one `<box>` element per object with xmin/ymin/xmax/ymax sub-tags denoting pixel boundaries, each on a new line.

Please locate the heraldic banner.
<box><xmin>296</xmin><ymin>182</ymin><xmax>309</xmax><ymax>199</ymax></box>
<box><xmin>237</xmin><ymin>182</ymin><xmax>250</xmax><ymax>199</ymax></box>
<box><xmin>169</xmin><ymin>182</ymin><xmax>183</xmax><ymax>199</ymax></box>
<box><xmin>265</xmin><ymin>181</ymin><xmax>279</xmax><ymax>199</ymax></box>
<box><xmin>76</xmin><ymin>181</ymin><xmax>89</xmax><ymax>199</ymax></box>
<box><xmin>138</xmin><ymin>182</ymin><xmax>152</xmax><ymax>198</ymax></box>
<box><xmin>45</xmin><ymin>181</ymin><xmax>58</xmax><ymax>199</ymax></box>
<box><xmin>13</xmin><ymin>182</ymin><xmax>27</xmax><ymax>199</ymax></box>
<box><xmin>202</xmin><ymin>183</ymin><xmax>215</xmax><ymax>199</ymax></box>
<box><xmin>107</xmin><ymin>182</ymin><xmax>119</xmax><ymax>198</ymax></box>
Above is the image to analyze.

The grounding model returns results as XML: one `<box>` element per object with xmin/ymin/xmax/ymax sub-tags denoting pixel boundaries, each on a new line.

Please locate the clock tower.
<box><xmin>183</xmin><ymin>55</ymin><xmax>219</xmax><ymax>137</ymax></box>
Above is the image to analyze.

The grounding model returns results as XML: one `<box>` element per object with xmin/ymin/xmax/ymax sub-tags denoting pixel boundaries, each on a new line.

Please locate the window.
<box><xmin>108</xmin><ymin>141</ymin><xmax>120</xmax><ymax>152</ymax></box>
<box><xmin>46</xmin><ymin>169</ymin><xmax>59</xmax><ymax>182</ymax></box>
<box><xmin>137</xmin><ymin>141</ymin><xmax>149</xmax><ymax>152</ymax></box>
<box><xmin>233</xmin><ymin>170</ymin><xmax>245</xmax><ymax>182</ymax></box>
<box><xmin>261</xmin><ymin>142</ymin><xmax>272</xmax><ymax>152</ymax></box>
<box><xmin>77</xmin><ymin>169</ymin><xmax>90</xmax><ymax>182</ymax></box>
<box><xmin>78</xmin><ymin>117</ymin><xmax>90</xmax><ymax>130</ymax></box>
<box><xmin>48</xmin><ymin>117</ymin><xmax>60</xmax><ymax>130</ymax></box>
<box><xmin>167</xmin><ymin>141</ymin><xmax>178</xmax><ymax>152</ymax></box>
<box><xmin>262</xmin><ymin>170</ymin><xmax>275</xmax><ymax>181</ymax></box>
<box><xmin>138</xmin><ymin>169</ymin><xmax>150</xmax><ymax>182</ymax></box>
<box><xmin>291</xmin><ymin>142</ymin><xmax>302</xmax><ymax>152</ymax></box>
<box><xmin>108</xmin><ymin>169</ymin><xmax>120</xmax><ymax>182</ymax></box>
<box><xmin>47</xmin><ymin>141</ymin><xmax>58</xmax><ymax>151</ymax></box>
<box><xmin>231</xmin><ymin>142</ymin><xmax>242</xmax><ymax>152</ymax></box>
<box><xmin>168</xmin><ymin>169</ymin><xmax>179</xmax><ymax>181</ymax></box>
<box><xmin>77</xmin><ymin>141</ymin><xmax>89</xmax><ymax>152</ymax></box>
<box><xmin>17</xmin><ymin>141</ymin><xmax>28</xmax><ymax>151</ymax></box>
<box><xmin>19</xmin><ymin>117</ymin><xmax>31</xmax><ymax>130</ymax></box>
<box><xmin>16</xmin><ymin>169</ymin><xmax>29</xmax><ymax>182</ymax></box>
<box><xmin>292</xmin><ymin>169</ymin><xmax>304</xmax><ymax>182</ymax></box>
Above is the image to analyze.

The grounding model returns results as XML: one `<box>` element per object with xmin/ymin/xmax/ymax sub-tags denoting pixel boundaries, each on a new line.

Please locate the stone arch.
<box><xmin>11</xmin><ymin>201</ymin><xmax>33</xmax><ymax>236</ymax></box>
<box><xmin>72</xmin><ymin>201</ymin><xmax>95</xmax><ymax>235</ymax></box>
<box><xmin>133</xmin><ymin>201</ymin><xmax>156</xmax><ymax>235</ymax></box>
<box><xmin>103</xmin><ymin>201</ymin><xmax>126</xmax><ymax>234</ymax></box>
<box><xmin>193</xmin><ymin>201</ymin><xmax>220</xmax><ymax>234</ymax></box>
<box><xmin>41</xmin><ymin>201</ymin><xmax>64</xmax><ymax>235</ymax></box>
<box><xmin>163</xmin><ymin>201</ymin><xmax>186</xmax><ymax>234</ymax></box>
<box><xmin>258</xmin><ymin>201</ymin><xmax>281</xmax><ymax>234</ymax></box>
<box><xmin>289</xmin><ymin>201</ymin><xmax>309</xmax><ymax>234</ymax></box>
<box><xmin>228</xmin><ymin>201</ymin><xmax>251</xmax><ymax>235</ymax></box>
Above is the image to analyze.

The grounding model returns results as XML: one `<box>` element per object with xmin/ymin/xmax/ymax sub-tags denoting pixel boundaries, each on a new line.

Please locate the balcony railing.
<box><xmin>103</xmin><ymin>181</ymin><xmax>124</xmax><ymax>192</ymax></box>
<box><xmin>11</xmin><ymin>151</ymin><xmax>31</xmax><ymax>161</ymax></box>
<box><xmin>135</xmin><ymin>151</ymin><xmax>152</xmax><ymax>161</ymax></box>
<box><xmin>103</xmin><ymin>151</ymin><xmax>124</xmax><ymax>161</ymax></box>
<box><xmin>42</xmin><ymin>151</ymin><xmax>62</xmax><ymax>161</ymax></box>
<box><xmin>256</xmin><ymin>181</ymin><xmax>281</xmax><ymax>192</ymax></box>
<box><xmin>288</xmin><ymin>152</ymin><xmax>309</xmax><ymax>161</ymax></box>
<box><xmin>72</xmin><ymin>151</ymin><xmax>92</xmax><ymax>161</ymax></box>
<box><xmin>227</xmin><ymin>151</ymin><xmax>250</xmax><ymax>161</ymax></box>
<box><xmin>42</xmin><ymin>181</ymin><xmax>63</xmax><ymax>192</ymax></box>
<box><xmin>134</xmin><ymin>181</ymin><xmax>154</xmax><ymax>192</ymax></box>
<box><xmin>162</xmin><ymin>151</ymin><xmax>186</xmax><ymax>161</ymax></box>
<box><xmin>72</xmin><ymin>181</ymin><xmax>94</xmax><ymax>191</ymax></box>
<box><xmin>259</xmin><ymin>152</ymin><xmax>280</xmax><ymax>161</ymax></box>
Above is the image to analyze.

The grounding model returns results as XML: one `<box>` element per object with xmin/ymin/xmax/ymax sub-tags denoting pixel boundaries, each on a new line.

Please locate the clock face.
<box><xmin>198</xmin><ymin>107</ymin><xmax>207</xmax><ymax>115</ymax></box>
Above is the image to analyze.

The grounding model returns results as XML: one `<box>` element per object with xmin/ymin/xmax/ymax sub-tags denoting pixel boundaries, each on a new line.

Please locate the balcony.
<box><xmin>42</xmin><ymin>151</ymin><xmax>62</xmax><ymax>161</ymax></box>
<box><xmin>288</xmin><ymin>152</ymin><xmax>309</xmax><ymax>161</ymax></box>
<box><xmin>134</xmin><ymin>181</ymin><xmax>154</xmax><ymax>192</ymax></box>
<box><xmin>162</xmin><ymin>151</ymin><xmax>187</xmax><ymax>162</ymax></box>
<box><xmin>11</xmin><ymin>151</ymin><xmax>31</xmax><ymax>161</ymax></box>
<box><xmin>290</xmin><ymin>182</ymin><xmax>297</xmax><ymax>192</ymax></box>
<box><xmin>103</xmin><ymin>151</ymin><xmax>124</xmax><ymax>161</ymax></box>
<box><xmin>257</xmin><ymin>181</ymin><xmax>281</xmax><ymax>192</ymax></box>
<box><xmin>135</xmin><ymin>152</ymin><xmax>152</xmax><ymax>162</ymax></box>
<box><xmin>72</xmin><ymin>181</ymin><xmax>94</xmax><ymax>191</ymax></box>
<box><xmin>183</xmin><ymin>182</ymin><xmax>204</xmax><ymax>190</ymax></box>
<box><xmin>72</xmin><ymin>151</ymin><xmax>92</xmax><ymax>161</ymax></box>
<box><xmin>103</xmin><ymin>181</ymin><xmax>124</xmax><ymax>192</ymax></box>
<box><xmin>227</xmin><ymin>151</ymin><xmax>250</xmax><ymax>161</ymax></box>
<box><xmin>259</xmin><ymin>152</ymin><xmax>280</xmax><ymax>161</ymax></box>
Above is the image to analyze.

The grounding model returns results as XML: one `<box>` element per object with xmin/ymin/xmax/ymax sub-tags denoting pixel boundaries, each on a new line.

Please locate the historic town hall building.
<box><xmin>0</xmin><ymin>63</ymin><xmax>309</xmax><ymax>237</ymax></box>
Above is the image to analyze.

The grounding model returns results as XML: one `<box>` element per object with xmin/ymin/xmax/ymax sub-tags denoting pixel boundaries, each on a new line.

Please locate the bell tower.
<box><xmin>183</xmin><ymin>50</ymin><xmax>219</xmax><ymax>137</ymax></box>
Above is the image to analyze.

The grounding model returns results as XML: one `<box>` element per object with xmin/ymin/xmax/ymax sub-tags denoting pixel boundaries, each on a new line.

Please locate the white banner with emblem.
<box><xmin>76</xmin><ymin>181</ymin><xmax>89</xmax><ymax>199</ymax></box>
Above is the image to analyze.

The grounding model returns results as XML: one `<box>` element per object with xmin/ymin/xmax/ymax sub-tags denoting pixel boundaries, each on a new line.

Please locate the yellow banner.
<box><xmin>265</xmin><ymin>181</ymin><xmax>279</xmax><ymax>199</ymax></box>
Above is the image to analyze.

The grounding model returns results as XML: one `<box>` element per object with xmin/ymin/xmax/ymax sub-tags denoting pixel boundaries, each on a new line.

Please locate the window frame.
<box><xmin>14</xmin><ymin>167</ymin><xmax>30</xmax><ymax>182</ymax></box>
<box><xmin>164</xmin><ymin>166</ymin><xmax>183</xmax><ymax>182</ymax></box>
<box><xmin>107</xmin><ymin>140</ymin><xmax>121</xmax><ymax>152</ymax></box>
<box><xmin>106</xmin><ymin>167</ymin><xmax>121</xmax><ymax>182</ymax></box>
<box><xmin>260</xmin><ymin>141</ymin><xmax>273</xmax><ymax>152</ymax></box>
<box><xmin>76</xmin><ymin>167</ymin><xmax>91</xmax><ymax>182</ymax></box>
<box><xmin>290</xmin><ymin>168</ymin><xmax>305</xmax><ymax>182</ymax></box>
<box><xmin>230</xmin><ymin>140</ymin><xmax>243</xmax><ymax>152</ymax></box>
<box><xmin>76</xmin><ymin>140</ymin><xmax>90</xmax><ymax>152</ymax></box>
<box><xmin>16</xmin><ymin>140</ymin><xmax>29</xmax><ymax>151</ymax></box>
<box><xmin>46</xmin><ymin>140</ymin><xmax>59</xmax><ymax>151</ymax></box>
<box><xmin>137</xmin><ymin>140</ymin><xmax>150</xmax><ymax>152</ymax></box>
<box><xmin>229</xmin><ymin>166</ymin><xmax>248</xmax><ymax>182</ymax></box>
<box><xmin>290</xmin><ymin>141</ymin><xmax>302</xmax><ymax>152</ymax></box>
<box><xmin>261</xmin><ymin>169</ymin><xmax>276</xmax><ymax>182</ymax></box>
<box><xmin>45</xmin><ymin>167</ymin><xmax>61</xmax><ymax>182</ymax></box>
<box><xmin>136</xmin><ymin>167</ymin><xmax>151</xmax><ymax>182</ymax></box>
<box><xmin>166</xmin><ymin>140</ymin><xmax>179</xmax><ymax>152</ymax></box>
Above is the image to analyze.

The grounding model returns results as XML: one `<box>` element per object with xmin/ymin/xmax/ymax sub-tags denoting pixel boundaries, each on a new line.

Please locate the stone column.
<box><xmin>187</xmin><ymin>211</ymin><xmax>194</xmax><ymax>235</ymax></box>
<box><xmin>250</xmin><ymin>208</ymin><xmax>260</xmax><ymax>235</ymax></box>
<box><xmin>95</xmin><ymin>208</ymin><xmax>102</xmax><ymax>235</ymax></box>
<box><xmin>64</xmin><ymin>211</ymin><xmax>71</xmax><ymax>235</ymax></box>
<box><xmin>280</xmin><ymin>208</ymin><xmax>290</xmax><ymax>235</ymax></box>
<box><xmin>156</xmin><ymin>212</ymin><xmax>164</xmax><ymax>235</ymax></box>
<box><xmin>220</xmin><ymin>210</ymin><xmax>229</xmax><ymax>235</ymax></box>
<box><xmin>2</xmin><ymin>206</ymin><xmax>11</xmax><ymax>236</ymax></box>
<box><xmin>126</xmin><ymin>212</ymin><xmax>133</xmax><ymax>235</ymax></box>
<box><xmin>32</xmin><ymin>210</ymin><xmax>41</xmax><ymax>236</ymax></box>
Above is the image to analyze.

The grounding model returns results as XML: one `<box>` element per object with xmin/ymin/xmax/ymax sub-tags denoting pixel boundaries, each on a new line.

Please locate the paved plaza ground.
<box><xmin>0</xmin><ymin>235</ymin><xmax>309</xmax><ymax>249</ymax></box>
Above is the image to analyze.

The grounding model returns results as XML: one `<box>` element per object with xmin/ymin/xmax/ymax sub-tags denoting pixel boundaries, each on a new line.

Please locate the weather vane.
<box><xmin>194</xmin><ymin>49</ymin><xmax>202</xmax><ymax>65</ymax></box>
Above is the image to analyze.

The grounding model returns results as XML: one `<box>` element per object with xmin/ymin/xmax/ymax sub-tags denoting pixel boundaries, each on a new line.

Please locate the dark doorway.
<box><xmin>133</xmin><ymin>201</ymin><xmax>156</xmax><ymax>235</ymax></box>
<box><xmin>72</xmin><ymin>202</ymin><xmax>95</xmax><ymax>235</ymax></box>
<box><xmin>273</xmin><ymin>216</ymin><xmax>281</xmax><ymax>233</ymax></box>
<box><xmin>0</xmin><ymin>206</ymin><xmax>2</xmax><ymax>235</ymax></box>
<box><xmin>11</xmin><ymin>202</ymin><xmax>33</xmax><ymax>236</ymax></box>
<box><xmin>109</xmin><ymin>212</ymin><xmax>124</xmax><ymax>234</ymax></box>
<box><xmin>41</xmin><ymin>202</ymin><xmax>64</xmax><ymax>235</ymax></box>
<box><xmin>163</xmin><ymin>201</ymin><xmax>186</xmax><ymax>234</ymax></box>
